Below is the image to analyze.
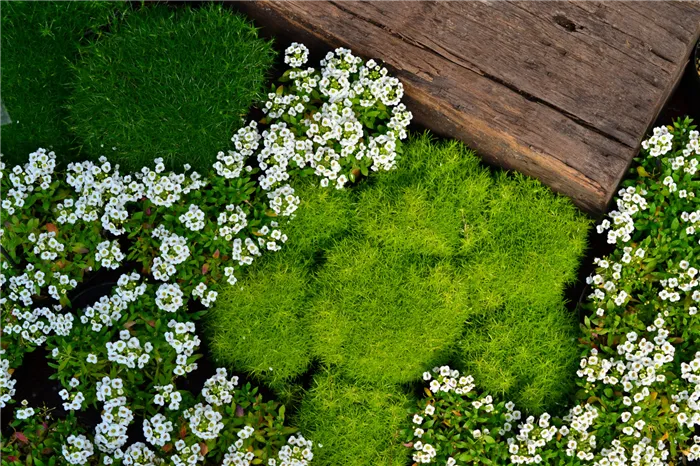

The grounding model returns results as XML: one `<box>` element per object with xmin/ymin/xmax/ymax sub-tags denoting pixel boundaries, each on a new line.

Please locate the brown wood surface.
<box><xmin>238</xmin><ymin>1</ymin><xmax>700</xmax><ymax>213</ymax></box>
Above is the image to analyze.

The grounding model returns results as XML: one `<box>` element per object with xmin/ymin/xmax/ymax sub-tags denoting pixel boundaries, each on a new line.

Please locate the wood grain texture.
<box><xmin>238</xmin><ymin>1</ymin><xmax>700</xmax><ymax>213</ymax></box>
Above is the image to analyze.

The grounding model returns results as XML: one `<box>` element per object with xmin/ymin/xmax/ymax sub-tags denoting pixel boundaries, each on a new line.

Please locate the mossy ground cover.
<box><xmin>68</xmin><ymin>3</ymin><xmax>275</xmax><ymax>171</ymax></box>
<box><xmin>206</xmin><ymin>133</ymin><xmax>590</xmax><ymax>464</ymax></box>
<box><xmin>0</xmin><ymin>1</ymin><xmax>122</xmax><ymax>166</ymax></box>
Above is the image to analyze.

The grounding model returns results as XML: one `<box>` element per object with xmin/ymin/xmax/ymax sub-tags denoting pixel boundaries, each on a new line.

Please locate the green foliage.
<box><xmin>209</xmin><ymin>133</ymin><xmax>589</xmax><ymax>413</ymax></box>
<box><xmin>458</xmin><ymin>302</ymin><xmax>579</xmax><ymax>413</ymax></box>
<box><xmin>207</xmin><ymin>252</ymin><xmax>313</xmax><ymax>388</ymax></box>
<box><xmin>311</xmin><ymin>241</ymin><xmax>469</xmax><ymax>385</ymax></box>
<box><xmin>0</xmin><ymin>1</ymin><xmax>122</xmax><ymax>166</ymax></box>
<box><xmin>405</xmin><ymin>117</ymin><xmax>700</xmax><ymax>466</ymax></box>
<box><xmin>1</xmin><ymin>407</ymin><xmax>80</xmax><ymax>466</ymax></box>
<box><xmin>296</xmin><ymin>370</ymin><xmax>410</xmax><ymax>466</ymax></box>
<box><xmin>67</xmin><ymin>4</ymin><xmax>275</xmax><ymax>171</ymax></box>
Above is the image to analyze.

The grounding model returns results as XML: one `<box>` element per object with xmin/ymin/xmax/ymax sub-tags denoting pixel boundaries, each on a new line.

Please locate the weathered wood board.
<box><xmin>238</xmin><ymin>1</ymin><xmax>700</xmax><ymax>213</ymax></box>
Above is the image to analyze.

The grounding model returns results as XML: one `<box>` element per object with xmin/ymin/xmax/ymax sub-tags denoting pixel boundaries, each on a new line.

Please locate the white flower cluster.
<box><xmin>0</xmin><ymin>350</ymin><xmax>16</xmax><ymax>407</ymax></box>
<box><xmin>62</xmin><ymin>434</ymin><xmax>95</xmax><ymax>465</ymax></box>
<box><xmin>152</xmin><ymin>225</ymin><xmax>190</xmax><ymax>281</ymax></box>
<box><xmin>47</xmin><ymin>271</ymin><xmax>79</xmax><ymax>301</ymax></box>
<box><xmin>192</xmin><ymin>282</ymin><xmax>218</xmax><ymax>308</ymax></box>
<box><xmin>153</xmin><ymin>384</ymin><xmax>182</xmax><ymax>411</ymax></box>
<box><xmin>138</xmin><ymin>158</ymin><xmax>206</xmax><ymax>208</ymax></box>
<box><xmin>179</xmin><ymin>204</ymin><xmax>206</xmax><ymax>231</ymax></box>
<box><xmin>81</xmin><ymin>274</ymin><xmax>146</xmax><ymax>332</ymax></box>
<box><xmin>259</xmin><ymin>46</ymin><xmax>410</xmax><ymax>191</ymax></box>
<box><xmin>184</xmin><ymin>403</ymin><xmax>224</xmax><ymax>440</ymax></box>
<box><xmin>59</xmin><ymin>378</ymin><xmax>85</xmax><ymax>411</ymax></box>
<box><xmin>63</xmin><ymin>157</ymin><xmax>143</xmax><ymax>234</ymax></box>
<box><xmin>264</xmin><ymin>92</ymin><xmax>306</xmax><ymax>120</ymax></box>
<box><xmin>214</xmin><ymin>122</ymin><xmax>258</xmax><ymax>179</ymax></box>
<box><xmin>641</xmin><ymin>126</ymin><xmax>673</xmax><ymax>158</ymax></box>
<box><xmin>258</xmin><ymin>123</ymin><xmax>296</xmax><ymax>190</ymax></box>
<box><xmin>143</xmin><ymin>413</ymin><xmax>174</xmax><ymax>447</ymax></box>
<box><xmin>121</xmin><ymin>442</ymin><xmax>161</xmax><ymax>466</ymax></box>
<box><xmin>596</xmin><ymin>186</ymin><xmax>648</xmax><ymax>245</ymax></box>
<box><xmin>106</xmin><ymin>329</ymin><xmax>153</xmax><ymax>369</ymax></box>
<box><xmin>507</xmin><ymin>413</ymin><xmax>563</xmax><ymax>464</ymax></box>
<box><xmin>95</xmin><ymin>240</ymin><xmax>125</xmax><ymax>270</ymax></box>
<box><xmin>155</xmin><ymin>282</ymin><xmax>184</xmax><ymax>313</ymax></box>
<box><xmin>284</xmin><ymin>42</ymin><xmax>309</xmax><ymax>68</ymax></box>
<box><xmin>2</xmin><ymin>148</ymin><xmax>56</xmax><ymax>215</ymax></box>
<box><xmin>4</xmin><ymin>304</ymin><xmax>74</xmax><ymax>345</ymax></box>
<box><xmin>29</xmin><ymin>230</ymin><xmax>64</xmax><ymax>261</ymax></box>
<box><xmin>202</xmin><ymin>367</ymin><xmax>238</xmax><ymax>406</ymax></box>
<box><xmin>412</xmin><ymin>367</ymin><xmax>477</xmax><ymax>464</ymax></box>
<box><xmin>585</xmin><ymin>248</ymin><xmax>646</xmax><ymax>312</ymax></box>
<box><xmin>222</xmin><ymin>440</ymin><xmax>256</xmax><ymax>466</ymax></box>
<box><xmin>115</xmin><ymin>272</ymin><xmax>148</xmax><ymax>302</ymax></box>
<box><xmin>95</xmin><ymin>377</ymin><xmax>132</xmax><ymax>453</ymax></box>
<box><xmin>217</xmin><ymin>204</ymin><xmax>249</xmax><ymax>241</ymax></box>
<box><xmin>658</xmin><ymin>260</ymin><xmax>698</xmax><ymax>303</ymax></box>
<box><xmin>16</xmin><ymin>405</ymin><xmax>35</xmax><ymax>420</ymax></box>
<box><xmin>268</xmin><ymin>185</ymin><xmax>300</xmax><ymax>217</ymax></box>
<box><xmin>170</xmin><ymin>440</ymin><xmax>205</xmax><ymax>466</ymax></box>
<box><xmin>270</xmin><ymin>434</ymin><xmax>315</xmax><ymax>466</ymax></box>
<box><xmin>165</xmin><ymin>320</ymin><xmax>200</xmax><ymax>376</ymax></box>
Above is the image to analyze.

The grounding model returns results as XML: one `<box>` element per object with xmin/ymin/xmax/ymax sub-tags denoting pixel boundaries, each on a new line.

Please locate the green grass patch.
<box><xmin>68</xmin><ymin>3</ymin><xmax>275</xmax><ymax>171</ymax></box>
<box><xmin>296</xmin><ymin>370</ymin><xmax>410</xmax><ymax>466</ymax></box>
<box><xmin>0</xmin><ymin>1</ymin><xmax>122</xmax><ymax>166</ymax></box>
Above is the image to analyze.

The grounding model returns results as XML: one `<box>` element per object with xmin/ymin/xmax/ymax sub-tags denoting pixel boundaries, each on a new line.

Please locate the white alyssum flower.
<box><xmin>184</xmin><ymin>403</ymin><xmax>224</xmax><ymax>440</ymax></box>
<box><xmin>202</xmin><ymin>368</ymin><xmax>239</xmax><ymax>406</ymax></box>
<box><xmin>62</xmin><ymin>434</ymin><xmax>94</xmax><ymax>465</ymax></box>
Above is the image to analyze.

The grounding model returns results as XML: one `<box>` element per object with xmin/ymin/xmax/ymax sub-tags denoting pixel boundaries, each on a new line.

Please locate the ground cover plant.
<box><xmin>404</xmin><ymin>118</ymin><xmax>700</xmax><ymax>465</ymax></box>
<box><xmin>0</xmin><ymin>1</ymin><xmax>122</xmax><ymax>166</ymax></box>
<box><xmin>0</xmin><ymin>41</ymin><xmax>411</xmax><ymax>465</ymax></box>
<box><xmin>206</xmin><ymin>134</ymin><xmax>590</xmax><ymax>464</ymax></box>
<box><xmin>68</xmin><ymin>3</ymin><xmax>275</xmax><ymax>172</ymax></box>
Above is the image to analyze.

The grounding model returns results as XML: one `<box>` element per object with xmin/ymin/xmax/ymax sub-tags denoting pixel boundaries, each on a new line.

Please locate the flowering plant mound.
<box><xmin>0</xmin><ymin>42</ymin><xmax>410</xmax><ymax>465</ymax></box>
<box><xmin>405</xmin><ymin>117</ymin><xmax>700</xmax><ymax>465</ymax></box>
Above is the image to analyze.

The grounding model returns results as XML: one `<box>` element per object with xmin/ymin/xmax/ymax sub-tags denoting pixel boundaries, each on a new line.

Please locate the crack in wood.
<box><xmin>331</xmin><ymin>0</ymin><xmax>634</xmax><ymax>150</ymax></box>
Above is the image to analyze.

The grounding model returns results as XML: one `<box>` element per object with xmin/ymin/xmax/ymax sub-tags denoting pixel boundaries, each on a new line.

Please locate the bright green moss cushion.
<box><xmin>67</xmin><ymin>4</ymin><xmax>274</xmax><ymax>171</ymax></box>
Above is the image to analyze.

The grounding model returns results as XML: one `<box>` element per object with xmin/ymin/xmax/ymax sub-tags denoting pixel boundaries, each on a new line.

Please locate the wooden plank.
<box><xmin>237</xmin><ymin>1</ymin><xmax>700</xmax><ymax>213</ymax></box>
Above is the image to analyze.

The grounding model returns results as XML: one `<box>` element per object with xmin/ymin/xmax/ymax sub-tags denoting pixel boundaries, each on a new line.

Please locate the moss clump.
<box><xmin>311</xmin><ymin>241</ymin><xmax>469</xmax><ymax>385</ymax></box>
<box><xmin>68</xmin><ymin>4</ymin><xmax>275</xmax><ymax>171</ymax></box>
<box><xmin>1</xmin><ymin>1</ymin><xmax>122</xmax><ymax>166</ymax></box>
<box><xmin>296</xmin><ymin>370</ymin><xmax>410</xmax><ymax>466</ymax></box>
<box><xmin>206</xmin><ymin>252</ymin><xmax>313</xmax><ymax>389</ymax></box>
<box><xmin>208</xmin><ymin>133</ymin><xmax>590</xmax><ymax>436</ymax></box>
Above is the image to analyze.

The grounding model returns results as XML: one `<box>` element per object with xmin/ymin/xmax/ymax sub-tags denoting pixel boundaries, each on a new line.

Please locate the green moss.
<box><xmin>208</xmin><ymin>133</ymin><xmax>590</xmax><ymax>414</ymax></box>
<box><xmin>296</xmin><ymin>370</ymin><xmax>410</xmax><ymax>466</ymax></box>
<box><xmin>67</xmin><ymin>4</ymin><xmax>275</xmax><ymax>171</ymax></box>
<box><xmin>458</xmin><ymin>301</ymin><xmax>580</xmax><ymax>413</ymax></box>
<box><xmin>206</xmin><ymin>252</ymin><xmax>313</xmax><ymax>388</ymax></box>
<box><xmin>284</xmin><ymin>178</ymin><xmax>356</xmax><ymax>258</ymax></box>
<box><xmin>356</xmin><ymin>137</ymin><xmax>492</xmax><ymax>258</ymax></box>
<box><xmin>0</xmin><ymin>1</ymin><xmax>123</xmax><ymax>166</ymax></box>
<box><xmin>311</xmin><ymin>240</ymin><xmax>469</xmax><ymax>384</ymax></box>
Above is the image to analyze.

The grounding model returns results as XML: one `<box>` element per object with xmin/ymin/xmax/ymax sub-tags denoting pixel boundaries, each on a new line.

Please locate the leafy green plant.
<box><xmin>1</xmin><ymin>406</ymin><xmax>81</xmax><ymax>466</ymax></box>
<box><xmin>67</xmin><ymin>4</ymin><xmax>275</xmax><ymax>171</ymax></box>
